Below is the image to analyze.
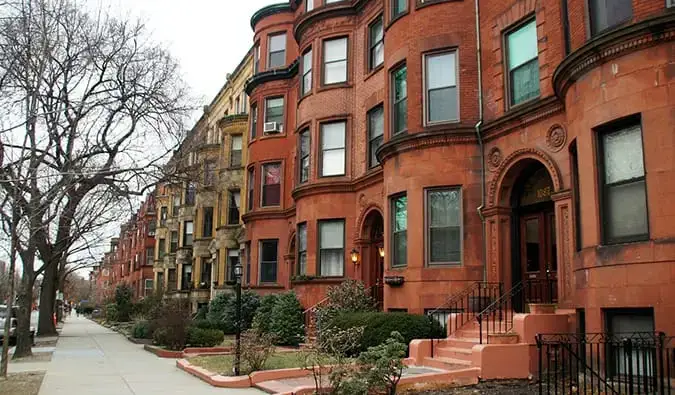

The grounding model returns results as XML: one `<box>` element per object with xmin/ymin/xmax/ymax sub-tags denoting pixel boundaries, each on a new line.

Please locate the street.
<box><xmin>37</xmin><ymin>316</ymin><xmax>264</xmax><ymax>395</ymax></box>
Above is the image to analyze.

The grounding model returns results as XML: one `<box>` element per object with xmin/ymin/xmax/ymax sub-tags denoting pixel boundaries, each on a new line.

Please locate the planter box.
<box><xmin>528</xmin><ymin>303</ymin><xmax>556</xmax><ymax>315</ymax></box>
<box><xmin>488</xmin><ymin>333</ymin><xmax>519</xmax><ymax>344</ymax></box>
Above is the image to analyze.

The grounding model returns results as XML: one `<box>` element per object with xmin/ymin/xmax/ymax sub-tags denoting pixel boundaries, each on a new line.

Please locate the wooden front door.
<box><xmin>520</xmin><ymin>210</ymin><xmax>557</xmax><ymax>303</ymax></box>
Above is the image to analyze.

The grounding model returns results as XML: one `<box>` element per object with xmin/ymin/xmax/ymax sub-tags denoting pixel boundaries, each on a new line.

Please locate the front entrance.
<box><xmin>512</xmin><ymin>164</ymin><xmax>557</xmax><ymax>305</ymax></box>
<box><xmin>361</xmin><ymin>209</ymin><xmax>384</xmax><ymax>309</ymax></box>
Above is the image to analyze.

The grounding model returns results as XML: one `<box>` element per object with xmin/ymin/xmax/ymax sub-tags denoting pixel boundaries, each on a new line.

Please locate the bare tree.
<box><xmin>0</xmin><ymin>0</ymin><xmax>192</xmax><ymax>357</ymax></box>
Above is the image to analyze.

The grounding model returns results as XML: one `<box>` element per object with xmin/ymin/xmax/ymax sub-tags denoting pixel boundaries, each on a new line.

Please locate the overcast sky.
<box><xmin>100</xmin><ymin>0</ymin><xmax>282</xmax><ymax>106</ymax></box>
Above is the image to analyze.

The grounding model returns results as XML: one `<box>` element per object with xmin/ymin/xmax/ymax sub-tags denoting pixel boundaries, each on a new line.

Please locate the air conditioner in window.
<box><xmin>263</xmin><ymin>122</ymin><xmax>280</xmax><ymax>134</ymax></box>
<box><xmin>148</xmin><ymin>230</ymin><xmax>156</xmax><ymax>237</ymax></box>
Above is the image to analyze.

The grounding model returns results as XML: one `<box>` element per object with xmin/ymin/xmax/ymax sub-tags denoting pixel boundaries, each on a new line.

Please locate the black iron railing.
<box><xmin>476</xmin><ymin>277</ymin><xmax>557</xmax><ymax>344</ymax></box>
<box><xmin>426</xmin><ymin>281</ymin><xmax>502</xmax><ymax>357</ymax></box>
<box><xmin>537</xmin><ymin>332</ymin><xmax>674</xmax><ymax>395</ymax></box>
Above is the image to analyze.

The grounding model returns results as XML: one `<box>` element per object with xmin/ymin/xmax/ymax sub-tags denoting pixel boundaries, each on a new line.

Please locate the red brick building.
<box><xmin>243</xmin><ymin>0</ymin><xmax>675</xmax><ymax>337</ymax></box>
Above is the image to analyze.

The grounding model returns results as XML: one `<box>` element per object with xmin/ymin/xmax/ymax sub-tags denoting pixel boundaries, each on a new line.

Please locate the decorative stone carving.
<box><xmin>488</xmin><ymin>147</ymin><xmax>502</xmax><ymax>171</ymax></box>
<box><xmin>546</xmin><ymin>124</ymin><xmax>567</xmax><ymax>152</ymax></box>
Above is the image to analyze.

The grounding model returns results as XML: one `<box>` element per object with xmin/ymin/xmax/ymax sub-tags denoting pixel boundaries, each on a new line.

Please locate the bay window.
<box><xmin>369</xmin><ymin>17</ymin><xmax>384</xmax><ymax>70</ymax></box>
<box><xmin>391</xmin><ymin>194</ymin><xmax>407</xmax><ymax>267</ymax></box>
<box><xmin>297</xmin><ymin>223</ymin><xmax>307</xmax><ymax>275</ymax></box>
<box><xmin>183</xmin><ymin>221</ymin><xmax>193</xmax><ymax>246</ymax></box>
<box><xmin>589</xmin><ymin>0</ymin><xmax>632</xmax><ymax>36</ymax></box>
<box><xmin>319</xmin><ymin>220</ymin><xmax>344</xmax><ymax>277</ymax></box>
<box><xmin>299</xmin><ymin>129</ymin><xmax>310</xmax><ymax>183</ymax></box>
<box><xmin>323</xmin><ymin>37</ymin><xmax>347</xmax><ymax>84</ymax></box>
<box><xmin>228</xmin><ymin>190</ymin><xmax>240</xmax><ymax>225</ymax></box>
<box><xmin>230</xmin><ymin>135</ymin><xmax>242</xmax><ymax>167</ymax></box>
<box><xmin>320</xmin><ymin>122</ymin><xmax>346</xmax><ymax>177</ymax></box>
<box><xmin>426</xmin><ymin>188</ymin><xmax>462</xmax><ymax>265</ymax></box>
<box><xmin>368</xmin><ymin>105</ymin><xmax>384</xmax><ymax>168</ymax></box>
<box><xmin>259</xmin><ymin>239</ymin><xmax>278</xmax><ymax>283</ymax></box>
<box><xmin>268</xmin><ymin>33</ymin><xmax>286</xmax><ymax>69</ymax></box>
<box><xmin>302</xmin><ymin>49</ymin><xmax>313</xmax><ymax>95</ymax></box>
<box><xmin>247</xmin><ymin>167</ymin><xmax>254</xmax><ymax>210</ymax></box>
<box><xmin>392</xmin><ymin>64</ymin><xmax>407</xmax><ymax>135</ymax></box>
<box><xmin>261</xmin><ymin>162</ymin><xmax>281</xmax><ymax>207</ymax></box>
<box><xmin>425</xmin><ymin>51</ymin><xmax>458</xmax><ymax>123</ymax></box>
<box><xmin>265</xmin><ymin>97</ymin><xmax>284</xmax><ymax>131</ymax></box>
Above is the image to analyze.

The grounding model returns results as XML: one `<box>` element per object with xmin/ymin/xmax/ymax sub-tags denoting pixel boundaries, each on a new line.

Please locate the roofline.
<box><xmin>250</xmin><ymin>2</ymin><xmax>294</xmax><ymax>30</ymax></box>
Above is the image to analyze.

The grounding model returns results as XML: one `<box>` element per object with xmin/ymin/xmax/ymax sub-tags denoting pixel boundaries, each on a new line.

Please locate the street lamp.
<box><xmin>233</xmin><ymin>263</ymin><xmax>243</xmax><ymax>376</ymax></box>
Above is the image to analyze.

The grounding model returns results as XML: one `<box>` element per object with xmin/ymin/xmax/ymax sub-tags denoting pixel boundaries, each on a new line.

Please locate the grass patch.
<box><xmin>188</xmin><ymin>352</ymin><xmax>304</xmax><ymax>375</ymax></box>
<box><xmin>0</xmin><ymin>372</ymin><xmax>45</xmax><ymax>395</ymax></box>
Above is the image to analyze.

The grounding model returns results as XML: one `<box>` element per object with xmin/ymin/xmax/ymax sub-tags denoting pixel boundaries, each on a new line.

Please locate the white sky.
<box><xmin>99</xmin><ymin>0</ymin><xmax>283</xmax><ymax>106</ymax></box>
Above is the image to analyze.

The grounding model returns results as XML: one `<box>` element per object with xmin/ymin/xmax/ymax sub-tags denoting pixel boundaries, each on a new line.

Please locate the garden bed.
<box><xmin>399</xmin><ymin>380</ymin><xmax>539</xmax><ymax>394</ymax></box>
<box><xmin>0</xmin><ymin>372</ymin><xmax>45</xmax><ymax>395</ymax></box>
<box><xmin>187</xmin><ymin>352</ymin><xmax>304</xmax><ymax>375</ymax></box>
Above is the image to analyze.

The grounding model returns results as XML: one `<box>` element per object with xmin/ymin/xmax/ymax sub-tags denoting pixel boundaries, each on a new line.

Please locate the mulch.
<box><xmin>400</xmin><ymin>380</ymin><xmax>540</xmax><ymax>394</ymax></box>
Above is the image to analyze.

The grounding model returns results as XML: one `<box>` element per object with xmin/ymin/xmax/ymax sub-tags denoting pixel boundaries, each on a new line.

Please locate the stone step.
<box><xmin>422</xmin><ymin>356</ymin><xmax>473</xmax><ymax>371</ymax></box>
<box><xmin>445</xmin><ymin>337</ymin><xmax>481</xmax><ymax>349</ymax></box>
<box><xmin>434</xmin><ymin>346</ymin><xmax>473</xmax><ymax>362</ymax></box>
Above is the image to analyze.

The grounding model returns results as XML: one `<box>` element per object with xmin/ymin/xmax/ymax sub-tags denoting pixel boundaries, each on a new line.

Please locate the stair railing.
<box><xmin>475</xmin><ymin>280</ymin><xmax>526</xmax><ymax>344</ymax></box>
<box><xmin>426</xmin><ymin>281</ymin><xmax>502</xmax><ymax>357</ymax></box>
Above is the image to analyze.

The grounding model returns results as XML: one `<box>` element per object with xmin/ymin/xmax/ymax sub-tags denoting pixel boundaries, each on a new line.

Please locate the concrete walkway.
<box><xmin>38</xmin><ymin>316</ymin><xmax>264</xmax><ymax>395</ymax></box>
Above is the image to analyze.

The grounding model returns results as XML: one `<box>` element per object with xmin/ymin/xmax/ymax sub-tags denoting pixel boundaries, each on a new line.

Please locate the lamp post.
<box><xmin>233</xmin><ymin>262</ymin><xmax>243</xmax><ymax>376</ymax></box>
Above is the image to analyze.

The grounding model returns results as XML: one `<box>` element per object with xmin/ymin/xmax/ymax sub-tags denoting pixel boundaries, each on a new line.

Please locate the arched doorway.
<box><xmin>361</xmin><ymin>209</ymin><xmax>384</xmax><ymax>309</ymax></box>
<box><xmin>510</xmin><ymin>161</ymin><xmax>557</xmax><ymax>307</ymax></box>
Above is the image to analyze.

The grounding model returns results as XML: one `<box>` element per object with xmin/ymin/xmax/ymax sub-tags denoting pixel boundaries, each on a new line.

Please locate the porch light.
<box><xmin>350</xmin><ymin>248</ymin><xmax>360</xmax><ymax>265</ymax></box>
<box><xmin>378</xmin><ymin>246</ymin><xmax>385</xmax><ymax>258</ymax></box>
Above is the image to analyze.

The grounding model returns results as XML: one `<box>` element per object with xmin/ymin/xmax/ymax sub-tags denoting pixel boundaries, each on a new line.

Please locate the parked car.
<box><xmin>0</xmin><ymin>305</ymin><xmax>36</xmax><ymax>345</ymax></box>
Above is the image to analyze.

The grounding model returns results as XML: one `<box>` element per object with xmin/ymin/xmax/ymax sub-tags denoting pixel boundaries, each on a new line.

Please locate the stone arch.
<box><xmin>488</xmin><ymin>148</ymin><xmax>563</xmax><ymax>208</ymax></box>
<box><xmin>356</xmin><ymin>203</ymin><xmax>384</xmax><ymax>241</ymax></box>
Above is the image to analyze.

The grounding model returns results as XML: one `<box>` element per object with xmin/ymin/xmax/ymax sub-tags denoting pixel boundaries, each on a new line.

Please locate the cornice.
<box><xmin>376</xmin><ymin>127</ymin><xmax>476</xmax><ymax>164</ymax></box>
<box><xmin>554</xmin><ymin>12</ymin><xmax>675</xmax><ymax>99</ymax></box>
<box><xmin>481</xmin><ymin>96</ymin><xmax>564</xmax><ymax>142</ymax></box>
<box><xmin>293</xmin><ymin>0</ymin><xmax>368</xmax><ymax>42</ymax></box>
<box><xmin>241</xmin><ymin>206</ymin><xmax>296</xmax><ymax>223</ymax></box>
<box><xmin>250</xmin><ymin>2</ymin><xmax>293</xmax><ymax>30</ymax></box>
<box><xmin>218</xmin><ymin>114</ymin><xmax>248</xmax><ymax>129</ymax></box>
<box><xmin>245</xmin><ymin>59</ymin><xmax>299</xmax><ymax>96</ymax></box>
<box><xmin>291</xmin><ymin>168</ymin><xmax>383</xmax><ymax>200</ymax></box>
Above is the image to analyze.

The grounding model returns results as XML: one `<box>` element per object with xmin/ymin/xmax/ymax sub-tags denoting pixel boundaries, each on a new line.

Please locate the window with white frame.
<box><xmin>425</xmin><ymin>51</ymin><xmax>458</xmax><ymax>123</ymax></box>
<box><xmin>323</xmin><ymin>37</ymin><xmax>347</xmax><ymax>84</ymax></box>
<box><xmin>368</xmin><ymin>105</ymin><xmax>384</xmax><ymax>168</ymax></box>
<box><xmin>227</xmin><ymin>249</ymin><xmax>240</xmax><ymax>282</ymax></box>
<box><xmin>320</xmin><ymin>122</ymin><xmax>346</xmax><ymax>177</ymax></box>
<box><xmin>297</xmin><ymin>223</ymin><xmax>307</xmax><ymax>275</ymax></box>
<box><xmin>259</xmin><ymin>239</ymin><xmax>278</xmax><ymax>283</ymax></box>
<box><xmin>265</xmin><ymin>97</ymin><xmax>284</xmax><ymax>131</ymax></box>
<box><xmin>369</xmin><ymin>17</ymin><xmax>384</xmax><ymax>70</ymax></box>
<box><xmin>268</xmin><ymin>33</ymin><xmax>286</xmax><ymax>69</ymax></box>
<box><xmin>299</xmin><ymin>129</ymin><xmax>310</xmax><ymax>183</ymax></box>
<box><xmin>318</xmin><ymin>220</ymin><xmax>344</xmax><ymax>277</ymax></box>
<box><xmin>261</xmin><ymin>162</ymin><xmax>281</xmax><ymax>207</ymax></box>
<box><xmin>506</xmin><ymin>19</ymin><xmax>540</xmax><ymax>107</ymax></box>
<box><xmin>230</xmin><ymin>135</ymin><xmax>243</xmax><ymax>167</ymax></box>
<box><xmin>427</xmin><ymin>188</ymin><xmax>462</xmax><ymax>265</ymax></box>
<box><xmin>302</xmin><ymin>48</ymin><xmax>313</xmax><ymax>95</ymax></box>
<box><xmin>599</xmin><ymin>121</ymin><xmax>648</xmax><ymax>244</ymax></box>
<box><xmin>183</xmin><ymin>221</ymin><xmax>193</xmax><ymax>246</ymax></box>
<box><xmin>306</xmin><ymin>0</ymin><xmax>314</xmax><ymax>12</ymax></box>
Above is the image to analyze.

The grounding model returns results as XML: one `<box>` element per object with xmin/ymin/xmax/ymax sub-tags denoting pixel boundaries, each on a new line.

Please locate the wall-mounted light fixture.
<box><xmin>350</xmin><ymin>248</ymin><xmax>360</xmax><ymax>265</ymax></box>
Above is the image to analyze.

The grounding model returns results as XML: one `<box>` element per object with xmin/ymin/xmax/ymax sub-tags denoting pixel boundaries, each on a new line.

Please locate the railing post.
<box><xmin>537</xmin><ymin>334</ymin><xmax>543</xmax><ymax>395</ymax></box>
<box><xmin>624</xmin><ymin>338</ymin><xmax>634</xmax><ymax>395</ymax></box>
<box><xmin>658</xmin><ymin>332</ymin><xmax>665</xmax><ymax>395</ymax></box>
<box><xmin>478</xmin><ymin>315</ymin><xmax>483</xmax><ymax>344</ymax></box>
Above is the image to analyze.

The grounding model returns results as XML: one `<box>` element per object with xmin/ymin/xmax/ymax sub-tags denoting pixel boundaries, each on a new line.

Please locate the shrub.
<box><xmin>151</xmin><ymin>299</ymin><xmax>191</xmax><ymax>350</ymax></box>
<box><xmin>192</xmin><ymin>318</ymin><xmax>220</xmax><ymax>330</ymax></box>
<box><xmin>241</xmin><ymin>329</ymin><xmax>276</xmax><ymax>373</ymax></box>
<box><xmin>132</xmin><ymin>320</ymin><xmax>153</xmax><ymax>339</ymax></box>
<box><xmin>187</xmin><ymin>327</ymin><xmax>225</xmax><ymax>347</ymax></box>
<box><xmin>354</xmin><ymin>331</ymin><xmax>407</xmax><ymax>395</ymax></box>
<box><xmin>114</xmin><ymin>284</ymin><xmax>134</xmax><ymax>322</ymax></box>
<box><xmin>315</xmin><ymin>280</ymin><xmax>375</xmax><ymax>331</ymax></box>
<box><xmin>105</xmin><ymin>303</ymin><xmax>119</xmax><ymax>322</ymax></box>
<box><xmin>206</xmin><ymin>291</ymin><xmax>260</xmax><ymax>334</ymax></box>
<box><xmin>132</xmin><ymin>292</ymin><xmax>164</xmax><ymax>320</ymax></box>
<box><xmin>251</xmin><ymin>294</ymin><xmax>278</xmax><ymax>334</ymax></box>
<box><xmin>329</xmin><ymin>312</ymin><xmax>444</xmax><ymax>353</ymax></box>
<box><xmin>270</xmin><ymin>291</ymin><xmax>304</xmax><ymax>346</ymax></box>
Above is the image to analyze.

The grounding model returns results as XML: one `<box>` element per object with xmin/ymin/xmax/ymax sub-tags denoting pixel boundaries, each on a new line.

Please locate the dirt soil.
<box><xmin>400</xmin><ymin>380</ymin><xmax>540</xmax><ymax>394</ymax></box>
<box><xmin>12</xmin><ymin>352</ymin><xmax>52</xmax><ymax>363</ymax></box>
<box><xmin>34</xmin><ymin>339</ymin><xmax>57</xmax><ymax>347</ymax></box>
<box><xmin>0</xmin><ymin>372</ymin><xmax>45</xmax><ymax>395</ymax></box>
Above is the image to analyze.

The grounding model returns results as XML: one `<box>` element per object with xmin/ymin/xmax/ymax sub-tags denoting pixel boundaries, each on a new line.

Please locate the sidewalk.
<box><xmin>38</xmin><ymin>316</ymin><xmax>264</xmax><ymax>395</ymax></box>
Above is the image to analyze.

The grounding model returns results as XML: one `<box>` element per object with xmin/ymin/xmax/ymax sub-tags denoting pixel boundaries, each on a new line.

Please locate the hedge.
<box><xmin>187</xmin><ymin>327</ymin><xmax>225</xmax><ymax>347</ymax></box>
<box><xmin>132</xmin><ymin>320</ymin><xmax>153</xmax><ymax>339</ymax></box>
<box><xmin>329</xmin><ymin>312</ymin><xmax>445</xmax><ymax>353</ymax></box>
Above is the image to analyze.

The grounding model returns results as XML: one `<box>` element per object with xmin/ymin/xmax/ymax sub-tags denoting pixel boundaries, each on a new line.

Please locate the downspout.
<box><xmin>474</xmin><ymin>0</ymin><xmax>487</xmax><ymax>282</ymax></box>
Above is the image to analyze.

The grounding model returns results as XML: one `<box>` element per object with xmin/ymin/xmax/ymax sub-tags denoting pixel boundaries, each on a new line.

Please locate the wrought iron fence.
<box><xmin>537</xmin><ymin>332</ymin><xmax>674</xmax><ymax>394</ymax></box>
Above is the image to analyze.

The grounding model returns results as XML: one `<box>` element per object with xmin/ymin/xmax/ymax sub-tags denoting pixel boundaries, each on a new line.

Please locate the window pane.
<box><xmin>298</xmin><ymin>224</ymin><xmax>307</xmax><ymax>251</ymax></box>
<box><xmin>370</xmin><ymin>135</ymin><xmax>383</xmax><ymax>167</ymax></box>
<box><xmin>324</xmin><ymin>60</ymin><xmax>347</xmax><ymax>84</ymax></box>
<box><xmin>603</xmin><ymin>125</ymin><xmax>644</xmax><ymax>184</ymax></box>
<box><xmin>393</xmin><ymin>66</ymin><xmax>407</xmax><ymax>101</ymax></box>
<box><xmin>269</xmin><ymin>34</ymin><xmax>286</xmax><ymax>52</ymax></box>
<box><xmin>606</xmin><ymin>180</ymin><xmax>648</xmax><ymax>240</ymax></box>
<box><xmin>507</xmin><ymin>20</ymin><xmax>538</xmax><ymax>70</ymax></box>
<box><xmin>429</xmin><ymin>189</ymin><xmax>461</xmax><ymax>227</ymax></box>
<box><xmin>306</xmin><ymin>0</ymin><xmax>314</xmax><ymax>11</ymax></box>
<box><xmin>232</xmin><ymin>135</ymin><xmax>242</xmax><ymax>150</ymax></box>
<box><xmin>510</xmin><ymin>59</ymin><xmax>540</xmax><ymax>105</ymax></box>
<box><xmin>303</xmin><ymin>50</ymin><xmax>313</xmax><ymax>71</ymax></box>
<box><xmin>266</xmin><ymin>98</ymin><xmax>284</xmax><ymax>123</ymax></box>
<box><xmin>393</xmin><ymin>0</ymin><xmax>407</xmax><ymax>16</ymax></box>
<box><xmin>430</xmin><ymin>227</ymin><xmax>461</xmax><ymax>263</ymax></box>
<box><xmin>301</xmin><ymin>157</ymin><xmax>310</xmax><ymax>181</ymax></box>
<box><xmin>321</xmin><ymin>122</ymin><xmax>345</xmax><ymax>149</ymax></box>
<box><xmin>322</xmin><ymin>149</ymin><xmax>345</xmax><ymax>176</ymax></box>
<box><xmin>263</xmin><ymin>163</ymin><xmax>281</xmax><ymax>185</ymax></box>
<box><xmin>263</xmin><ymin>184</ymin><xmax>281</xmax><ymax>206</ymax></box>
<box><xmin>324</xmin><ymin>38</ymin><xmax>347</xmax><ymax>62</ymax></box>
<box><xmin>320</xmin><ymin>221</ymin><xmax>344</xmax><ymax>249</ymax></box>
<box><xmin>370</xmin><ymin>19</ymin><xmax>383</xmax><ymax>45</ymax></box>
<box><xmin>261</xmin><ymin>240</ymin><xmax>278</xmax><ymax>261</ymax></box>
<box><xmin>320</xmin><ymin>249</ymin><xmax>344</xmax><ymax>276</ymax></box>
<box><xmin>269</xmin><ymin>51</ymin><xmax>285</xmax><ymax>69</ymax></box>
<box><xmin>525</xmin><ymin>218</ymin><xmax>540</xmax><ymax>272</ymax></box>
<box><xmin>373</xmin><ymin>43</ymin><xmax>384</xmax><ymax>68</ymax></box>
<box><xmin>429</xmin><ymin>87</ymin><xmax>458</xmax><ymax>122</ymax></box>
<box><xmin>393</xmin><ymin>231</ymin><xmax>406</xmax><ymax>267</ymax></box>
<box><xmin>393</xmin><ymin>196</ymin><xmax>407</xmax><ymax>232</ymax></box>
<box><xmin>591</xmin><ymin>0</ymin><xmax>632</xmax><ymax>34</ymax></box>
<box><xmin>394</xmin><ymin>98</ymin><xmax>407</xmax><ymax>134</ymax></box>
<box><xmin>369</xmin><ymin>106</ymin><xmax>384</xmax><ymax>138</ymax></box>
<box><xmin>427</xmin><ymin>52</ymin><xmax>456</xmax><ymax>89</ymax></box>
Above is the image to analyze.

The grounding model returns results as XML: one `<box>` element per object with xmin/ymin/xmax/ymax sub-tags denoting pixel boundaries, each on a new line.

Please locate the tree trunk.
<box><xmin>13</xmin><ymin>274</ymin><xmax>34</xmax><ymax>359</ymax></box>
<box><xmin>37</xmin><ymin>263</ymin><xmax>57</xmax><ymax>336</ymax></box>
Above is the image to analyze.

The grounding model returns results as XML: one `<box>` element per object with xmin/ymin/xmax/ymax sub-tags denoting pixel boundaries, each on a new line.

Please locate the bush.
<box><xmin>114</xmin><ymin>284</ymin><xmax>134</xmax><ymax>322</ymax></box>
<box><xmin>132</xmin><ymin>292</ymin><xmax>164</xmax><ymax>320</ymax></box>
<box><xmin>206</xmin><ymin>291</ymin><xmax>260</xmax><ymax>334</ymax></box>
<box><xmin>192</xmin><ymin>318</ymin><xmax>221</xmax><ymax>330</ymax></box>
<box><xmin>105</xmin><ymin>303</ymin><xmax>119</xmax><ymax>322</ymax></box>
<box><xmin>270</xmin><ymin>291</ymin><xmax>304</xmax><ymax>346</ymax></box>
<box><xmin>241</xmin><ymin>329</ymin><xmax>276</xmax><ymax>373</ymax></box>
<box><xmin>315</xmin><ymin>280</ymin><xmax>375</xmax><ymax>331</ymax></box>
<box><xmin>186</xmin><ymin>327</ymin><xmax>225</xmax><ymax>347</ymax></box>
<box><xmin>252</xmin><ymin>294</ymin><xmax>278</xmax><ymax>334</ymax></box>
<box><xmin>151</xmin><ymin>299</ymin><xmax>191</xmax><ymax>350</ymax></box>
<box><xmin>132</xmin><ymin>320</ymin><xmax>153</xmax><ymax>339</ymax></box>
<box><xmin>329</xmin><ymin>312</ymin><xmax>444</xmax><ymax>353</ymax></box>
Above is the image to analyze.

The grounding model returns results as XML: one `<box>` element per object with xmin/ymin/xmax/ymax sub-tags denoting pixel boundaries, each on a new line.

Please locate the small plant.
<box><xmin>114</xmin><ymin>283</ymin><xmax>134</xmax><ymax>322</ymax></box>
<box><xmin>240</xmin><ymin>329</ymin><xmax>276</xmax><ymax>374</ymax></box>
<box><xmin>315</xmin><ymin>279</ymin><xmax>375</xmax><ymax>334</ymax></box>
<box><xmin>132</xmin><ymin>320</ymin><xmax>153</xmax><ymax>339</ymax></box>
<box><xmin>151</xmin><ymin>299</ymin><xmax>191</xmax><ymax>350</ymax></box>
<box><xmin>206</xmin><ymin>291</ymin><xmax>260</xmax><ymax>334</ymax></box>
<box><xmin>270</xmin><ymin>291</ymin><xmax>304</xmax><ymax>346</ymax></box>
<box><xmin>354</xmin><ymin>331</ymin><xmax>407</xmax><ymax>395</ymax></box>
<box><xmin>105</xmin><ymin>303</ymin><xmax>119</xmax><ymax>322</ymax></box>
<box><xmin>252</xmin><ymin>293</ymin><xmax>278</xmax><ymax>334</ymax></box>
<box><xmin>186</xmin><ymin>327</ymin><xmax>225</xmax><ymax>347</ymax></box>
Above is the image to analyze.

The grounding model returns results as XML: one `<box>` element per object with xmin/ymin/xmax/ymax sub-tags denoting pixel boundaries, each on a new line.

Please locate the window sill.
<box><xmin>506</xmin><ymin>95</ymin><xmax>541</xmax><ymax>113</ymax></box>
<box><xmin>291</xmin><ymin>277</ymin><xmax>345</xmax><ymax>285</ymax></box>
<box><xmin>415</xmin><ymin>0</ymin><xmax>462</xmax><ymax>11</ymax></box>
<box><xmin>364</xmin><ymin>64</ymin><xmax>384</xmax><ymax>82</ymax></box>
<box><xmin>600</xmin><ymin>236</ymin><xmax>650</xmax><ymax>248</ymax></box>
<box><xmin>258</xmin><ymin>133</ymin><xmax>287</xmax><ymax>141</ymax></box>
<box><xmin>389</xmin><ymin>265</ymin><xmax>407</xmax><ymax>270</ymax></box>
<box><xmin>246</xmin><ymin>284</ymin><xmax>285</xmax><ymax>290</ymax></box>
<box><xmin>318</xmin><ymin>173</ymin><xmax>347</xmax><ymax>179</ymax></box>
<box><xmin>425</xmin><ymin>263</ymin><xmax>462</xmax><ymax>268</ymax></box>
<box><xmin>317</xmin><ymin>82</ymin><xmax>352</xmax><ymax>93</ymax></box>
